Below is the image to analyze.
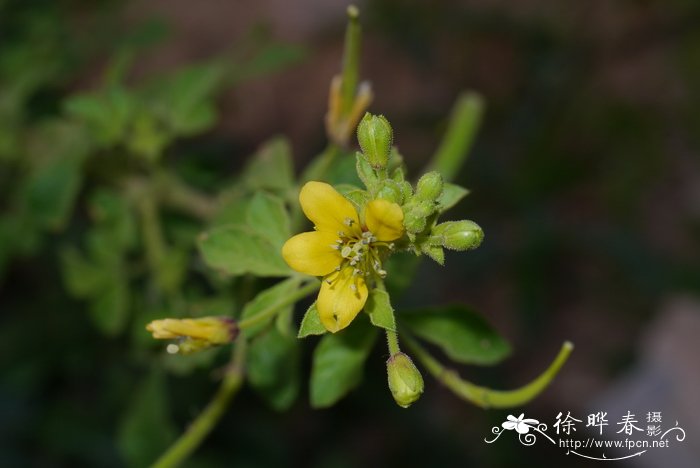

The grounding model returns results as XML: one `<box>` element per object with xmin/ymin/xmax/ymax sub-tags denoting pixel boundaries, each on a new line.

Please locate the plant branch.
<box><xmin>152</xmin><ymin>340</ymin><xmax>247</xmax><ymax>468</ymax></box>
<box><xmin>403</xmin><ymin>334</ymin><xmax>573</xmax><ymax>409</ymax></box>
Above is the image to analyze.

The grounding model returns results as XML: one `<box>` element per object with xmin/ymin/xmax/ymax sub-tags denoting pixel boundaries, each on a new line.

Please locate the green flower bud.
<box><xmin>403</xmin><ymin>199</ymin><xmax>435</xmax><ymax>233</ymax></box>
<box><xmin>386</xmin><ymin>352</ymin><xmax>424</xmax><ymax>408</ymax></box>
<box><xmin>431</xmin><ymin>220</ymin><xmax>484</xmax><ymax>251</ymax></box>
<box><xmin>377</xmin><ymin>180</ymin><xmax>404</xmax><ymax>204</ymax></box>
<box><xmin>415</xmin><ymin>171</ymin><xmax>443</xmax><ymax>202</ymax></box>
<box><xmin>357</xmin><ymin>113</ymin><xmax>393</xmax><ymax>170</ymax></box>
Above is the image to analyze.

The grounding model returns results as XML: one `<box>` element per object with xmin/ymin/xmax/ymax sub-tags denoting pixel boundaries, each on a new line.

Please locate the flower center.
<box><xmin>326</xmin><ymin>217</ymin><xmax>395</xmax><ymax>290</ymax></box>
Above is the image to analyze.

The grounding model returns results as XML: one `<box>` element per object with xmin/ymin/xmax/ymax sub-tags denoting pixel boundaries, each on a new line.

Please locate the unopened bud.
<box><xmin>357</xmin><ymin>113</ymin><xmax>393</xmax><ymax>170</ymax></box>
<box><xmin>431</xmin><ymin>220</ymin><xmax>484</xmax><ymax>251</ymax></box>
<box><xmin>403</xmin><ymin>199</ymin><xmax>436</xmax><ymax>233</ymax></box>
<box><xmin>415</xmin><ymin>171</ymin><xmax>443</xmax><ymax>202</ymax></box>
<box><xmin>387</xmin><ymin>352</ymin><xmax>424</xmax><ymax>408</ymax></box>
<box><xmin>146</xmin><ymin>316</ymin><xmax>238</xmax><ymax>354</ymax></box>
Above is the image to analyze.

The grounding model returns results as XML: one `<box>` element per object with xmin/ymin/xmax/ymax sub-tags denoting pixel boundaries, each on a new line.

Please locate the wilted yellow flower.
<box><xmin>146</xmin><ymin>317</ymin><xmax>238</xmax><ymax>354</ymax></box>
<box><xmin>282</xmin><ymin>181</ymin><xmax>404</xmax><ymax>332</ymax></box>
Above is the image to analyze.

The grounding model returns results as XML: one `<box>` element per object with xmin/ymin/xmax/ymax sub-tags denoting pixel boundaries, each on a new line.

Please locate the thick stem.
<box><xmin>152</xmin><ymin>341</ymin><xmax>247</xmax><ymax>468</ymax></box>
<box><xmin>404</xmin><ymin>334</ymin><xmax>573</xmax><ymax>409</ymax></box>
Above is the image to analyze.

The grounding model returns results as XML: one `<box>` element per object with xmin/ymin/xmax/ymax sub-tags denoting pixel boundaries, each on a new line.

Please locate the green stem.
<box><xmin>137</xmin><ymin>195</ymin><xmax>166</xmax><ymax>284</ymax></box>
<box><xmin>157</xmin><ymin>171</ymin><xmax>218</xmax><ymax>221</ymax></box>
<box><xmin>340</xmin><ymin>5</ymin><xmax>361</xmax><ymax>115</ymax></box>
<box><xmin>238</xmin><ymin>280</ymin><xmax>321</xmax><ymax>330</ymax></box>
<box><xmin>426</xmin><ymin>92</ymin><xmax>484</xmax><ymax>182</ymax></box>
<box><xmin>386</xmin><ymin>329</ymin><xmax>401</xmax><ymax>355</ymax></box>
<box><xmin>404</xmin><ymin>334</ymin><xmax>573</xmax><ymax>409</ymax></box>
<box><xmin>152</xmin><ymin>341</ymin><xmax>247</xmax><ymax>468</ymax></box>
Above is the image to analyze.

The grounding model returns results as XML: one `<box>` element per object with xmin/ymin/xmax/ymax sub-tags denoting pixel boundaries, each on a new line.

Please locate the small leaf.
<box><xmin>355</xmin><ymin>152</ymin><xmax>378</xmax><ymax>192</ymax></box>
<box><xmin>246</xmin><ymin>192</ymin><xmax>290</xmax><ymax>248</ymax></box>
<box><xmin>310</xmin><ymin>316</ymin><xmax>378</xmax><ymax>408</ymax></box>
<box><xmin>198</xmin><ymin>225</ymin><xmax>291</xmax><ymax>277</ymax></box>
<box><xmin>364</xmin><ymin>289</ymin><xmax>396</xmax><ymax>331</ymax></box>
<box><xmin>437</xmin><ymin>183</ymin><xmax>469</xmax><ymax>213</ymax></box>
<box><xmin>247</xmin><ymin>326</ymin><xmax>300</xmax><ymax>411</ymax></box>
<box><xmin>117</xmin><ymin>370</ymin><xmax>176</xmax><ymax>468</ymax></box>
<box><xmin>240</xmin><ymin>277</ymin><xmax>301</xmax><ymax>338</ymax></box>
<box><xmin>241</xmin><ymin>137</ymin><xmax>294</xmax><ymax>192</ymax></box>
<box><xmin>401</xmin><ymin>305</ymin><xmax>510</xmax><ymax>365</ymax></box>
<box><xmin>298</xmin><ymin>302</ymin><xmax>327</xmax><ymax>338</ymax></box>
<box><xmin>421</xmin><ymin>244</ymin><xmax>445</xmax><ymax>265</ymax></box>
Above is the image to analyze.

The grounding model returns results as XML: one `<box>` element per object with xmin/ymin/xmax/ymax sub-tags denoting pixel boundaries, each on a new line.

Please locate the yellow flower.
<box><xmin>282</xmin><ymin>181</ymin><xmax>404</xmax><ymax>332</ymax></box>
<box><xmin>146</xmin><ymin>317</ymin><xmax>238</xmax><ymax>354</ymax></box>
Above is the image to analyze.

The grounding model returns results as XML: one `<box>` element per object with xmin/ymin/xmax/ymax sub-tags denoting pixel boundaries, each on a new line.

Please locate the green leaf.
<box><xmin>24</xmin><ymin>151</ymin><xmax>83</xmax><ymax>231</ymax></box>
<box><xmin>241</xmin><ymin>137</ymin><xmax>294</xmax><ymax>192</ymax></box>
<box><xmin>59</xmin><ymin>247</ymin><xmax>109</xmax><ymax>298</ymax></box>
<box><xmin>88</xmin><ymin>189</ymin><xmax>137</xmax><ymax>251</ymax></box>
<box><xmin>88</xmin><ymin>273</ymin><xmax>130</xmax><ymax>335</ymax></box>
<box><xmin>246</xmin><ymin>192</ymin><xmax>290</xmax><ymax>247</ymax></box>
<box><xmin>117</xmin><ymin>370</ymin><xmax>176</xmax><ymax>468</ymax></box>
<box><xmin>364</xmin><ymin>289</ymin><xmax>396</xmax><ymax>331</ymax></box>
<box><xmin>437</xmin><ymin>183</ymin><xmax>470</xmax><ymax>213</ymax></box>
<box><xmin>401</xmin><ymin>305</ymin><xmax>510</xmax><ymax>365</ymax></box>
<box><xmin>64</xmin><ymin>88</ymin><xmax>134</xmax><ymax>146</ymax></box>
<box><xmin>150</xmin><ymin>63</ymin><xmax>225</xmax><ymax>136</ymax></box>
<box><xmin>240</xmin><ymin>277</ymin><xmax>301</xmax><ymax>338</ymax></box>
<box><xmin>247</xmin><ymin>326</ymin><xmax>300</xmax><ymax>411</ymax></box>
<box><xmin>298</xmin><ymin>302</ymin><xmax>327</xmax><ymax>338</ymax></box>
<box><xmin>310</xmin><ymin>316</ymin><xmax>378</xmax><ymax>408</ymax></box>
<box><xmin>197</xmin><ymin>224</ymin><xmax>291</xmax><ymax>277</ymax></box>
<box><xmin>355</xmin><ymin>152</ymin><xmax>378</xmax><ymax>192</ymax></box>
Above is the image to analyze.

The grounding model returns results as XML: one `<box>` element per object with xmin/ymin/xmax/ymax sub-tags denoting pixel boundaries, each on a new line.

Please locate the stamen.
<box><xmin>341</xmin><ymin>246</ymin><xmax>353</xmax><ymax>258</ymax></box>
<box><xmin>343</xmin><ymin>217</ymin><xmax>355</xmax><ymax>227</ymax></box>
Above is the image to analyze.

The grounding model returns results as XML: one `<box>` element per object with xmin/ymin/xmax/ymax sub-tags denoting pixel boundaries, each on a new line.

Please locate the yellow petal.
<box><xmin>299</xmin><ymin>181</ymin><xmax>360</xmax><ymax>236</ymax></box>
<box><xmin>364</xmin><ymin>199</ymin><xmax>404</xmax><ymax>241</ymax></box>
<box><xmin>317</xmin><ymin>267</ymin><xmax>368</xmax><ymax>333</ymax></box>
<box><xmin>282</xmin><ymin>231</ymin><xmax>342</xmax><ymax>276</ymax></box>
<box><xmin>146</xmin><ymin>317</ymin><xmax>236</xmax><ymax>344</ymax></box>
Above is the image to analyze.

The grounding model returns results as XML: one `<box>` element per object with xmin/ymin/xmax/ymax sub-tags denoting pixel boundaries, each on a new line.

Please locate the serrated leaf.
<box><xmin>197</xmin><ymin>224</ymin><xmax>291</xmax><ymax>277</ymax></box>
<box><xmin>240</xmin><ymin>277</ymin><xmax>301</xmax><ymax>338</ymax></box>
<box><xmin>241</xmin><ymin>137</ymin><xmax>294</xmax><ymax>192</ymax></box>
<box><xmin>117</xmin><ymin>370</ymin><xmax>176</xmax><ymax>467</ymax></box>
<box><xmin>437</xmin><ymin>183</ymin><xmax>470</xmax><ymax>213</ymax></box>
<box><xmin>364</xmin><ymin>289</ymin><xmax>396</xmax><ymax>331</ymax></box>
<box><xmin>248</xmin><ymin>326</ymin><xmax>300</xmax><ymax>411</ymax></box>
<box><xmin>310</xmin><ymin>316</ymin><xmax>378</xmax><ymax>408</ymax></box>
<box><xmin>298</xmin><ymin>302</ymin><xmax>327</xmax><ymax>338</ymax></box>
<box><xmin>401</xmin><ymin>305</ymin><xmax>510</xmax><ymax>365</ymax></box>
<box><xmin>246</xmin><ymin>192</ymin><xmax>290</xmax><ymax>248</ymax></box>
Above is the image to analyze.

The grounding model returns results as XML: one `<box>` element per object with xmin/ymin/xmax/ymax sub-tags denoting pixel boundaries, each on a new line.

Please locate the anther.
<box><xmin>343</xmin><ymin>217</ymin><xmax>355</xmax><ymax>227</ymax></box>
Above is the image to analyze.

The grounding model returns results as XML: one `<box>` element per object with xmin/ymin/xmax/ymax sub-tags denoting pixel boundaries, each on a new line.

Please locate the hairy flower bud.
<box><xmin>357</xmin><ymin>113</ymin><xmax>393</xmax><ymax>170</ymax></box>
<box><xmin>386</xmin><ymin>352</ymin><xmax>424</xmax><ymax>408</ymax></box>
<box><xmin>415</xmin><ymin>171</ymin><xmax>443</xmax><ymax>202</ymax></box>
<box><xmin>431</xmin><ymin>220</ymin><xmax>484</xmax><ymax>251</ymax></box>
